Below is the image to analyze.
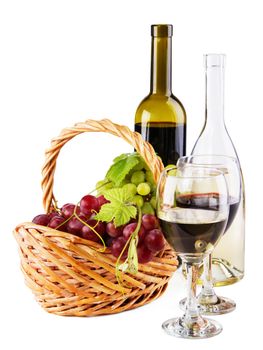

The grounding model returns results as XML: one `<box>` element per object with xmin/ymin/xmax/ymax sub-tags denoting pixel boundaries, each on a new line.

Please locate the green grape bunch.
<box><xmin>96</xmin><ymin>153</ymin><xmax>157</xmax><ymax>219</ymax></box>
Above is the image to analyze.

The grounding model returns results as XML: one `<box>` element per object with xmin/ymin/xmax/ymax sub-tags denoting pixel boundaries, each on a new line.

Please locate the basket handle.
<box><xmin>41</xmin><ymin>119</ymin><xmax>164</xmax><ymax>212</ymax></box>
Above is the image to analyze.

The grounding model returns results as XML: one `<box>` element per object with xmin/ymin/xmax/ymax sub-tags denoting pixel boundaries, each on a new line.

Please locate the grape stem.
<box><xmin>73</xmin><ymin>202</ymin><xmax>106</xmax><ymax>252</ymax></box>
<box><xmin>54</xmin><ymin>212</ymin><xmax>74</xmax><ymax>230</ymax></box>
<box><xmin>52</xmin><ymin>202</ymin><xmax>106</xmax><ymax>253</ymax></box>
<box><xmin>115</xmin><ymin>206</ymin><xmax>142</xmax><ymax>290</ymax></box>
<box><xmin>51</xmin><ymin>198</ymin><xmax>61</xmax><ymax>214</ymax></box>
<box><xmin>88</xmin><ymin>181</ymin><xmax>111</xmax><ymax>195</ymax></box>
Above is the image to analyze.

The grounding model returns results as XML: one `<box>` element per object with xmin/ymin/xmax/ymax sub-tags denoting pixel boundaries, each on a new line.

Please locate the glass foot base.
<box><xmin>179</xmin><ymin>296</ymin><xmax>236</xmax><ymax>315</ymax></box>
<box><xmin>199</xmin><ymin>296</ymin><xmax>236</xmax><ymax>315</ymax></box>
<box><xmin>162</xmin><ymin>317</ymin><xmax>222</xmax><ymax>339</ymax></box>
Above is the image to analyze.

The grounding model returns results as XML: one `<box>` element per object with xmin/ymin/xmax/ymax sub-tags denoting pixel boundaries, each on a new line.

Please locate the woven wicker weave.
<box><xmin>13</xmin><ymin>119</ymin><xmax>178</xmax><ymax>316</ymax></box>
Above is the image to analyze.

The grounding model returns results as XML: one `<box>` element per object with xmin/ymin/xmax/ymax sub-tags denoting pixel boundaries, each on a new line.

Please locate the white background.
<box><xmin>0</xmin><ymin>0</ymin><xmax>262</xmax><ymax>349</ymax></box>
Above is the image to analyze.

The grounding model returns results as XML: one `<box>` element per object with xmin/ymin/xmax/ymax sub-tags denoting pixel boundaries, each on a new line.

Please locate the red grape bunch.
<box><xmin>32</xmin><ymin>197</ymin><xmax>166</xmax><ymax>264</ymax></box>
<box><xmin>105</xmin><ymin>213</ymin><xmax>165</xmax><ymax>263</ymax></box>
<box><xmin>32</xmin><ymin>194</ymin><xmax>108</xmax><ymax>243</ymax></box>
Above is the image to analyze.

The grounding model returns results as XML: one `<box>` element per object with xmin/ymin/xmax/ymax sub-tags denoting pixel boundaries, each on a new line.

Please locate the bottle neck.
<box><xmin>205</xmin><ymin>63</ymin><xmax>226</xmax><ymax>129</ymax></box>
<box><xmin>150</xmin><ymin>36</ymin><xmax>172</xmax><ymax>95</ymax></box>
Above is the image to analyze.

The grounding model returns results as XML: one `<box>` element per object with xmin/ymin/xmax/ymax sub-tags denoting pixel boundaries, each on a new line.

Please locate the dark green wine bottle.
<box><xmin>135</xmin><ymin>24</ymin><xmax>186</xmax><ymax>166</ymax></box>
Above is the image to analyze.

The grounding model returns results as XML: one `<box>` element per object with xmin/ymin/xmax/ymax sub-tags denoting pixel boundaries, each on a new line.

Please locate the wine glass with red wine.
<box><xmin>177</xmin><ymin>155</ymin><xmax>241</xmax><ymax>315</ymax></box>
<box><xmin>157</xmin><ymin>165</ymin><xmax>229</xmax><ymax>339</ymax></box>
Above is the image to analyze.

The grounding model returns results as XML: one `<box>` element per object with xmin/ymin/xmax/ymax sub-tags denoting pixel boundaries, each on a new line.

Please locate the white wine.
<box><xmin>211</xmin><ymin>197</ymin><xmax>245</xmax><ymax>285</ymax></box>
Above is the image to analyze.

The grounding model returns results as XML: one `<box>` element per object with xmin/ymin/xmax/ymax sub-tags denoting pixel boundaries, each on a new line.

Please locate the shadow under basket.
<box><xmin>13</xmin><ymin>119</ymin><xmax>178</xmax><ymax>317</ymax></box>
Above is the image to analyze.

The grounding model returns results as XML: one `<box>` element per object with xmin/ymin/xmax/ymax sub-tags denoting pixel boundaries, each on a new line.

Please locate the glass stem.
<box><xmin>183</xmin><ymin>262</ymin><xmax>204</xmax><ymax>327</ymax></box>
<box><xmin>198</xmin><ymin>254</ymin><xmax>219</xmax><ymax>305</ymax></box>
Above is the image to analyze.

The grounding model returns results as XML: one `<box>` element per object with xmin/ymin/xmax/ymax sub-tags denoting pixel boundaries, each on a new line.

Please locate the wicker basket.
<box><xmin>13</xmin><ymin>119</ymin><xmax>178</xmax><ymax>316</ymax></box>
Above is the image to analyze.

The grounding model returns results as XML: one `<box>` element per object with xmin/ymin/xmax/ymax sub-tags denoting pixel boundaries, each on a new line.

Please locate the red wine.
<box><xmin>159</xmin><ymin>216</ymin><xmax>227</xmax><ymax>254</ymax></box>
<box><xmin>225</xmin><ymin>201</ymin><xmax>239</xmax><ymax>231</ymax></box>
<box><xmin>134</xmin><ymin>25</ymin><xmax>186</xmax><ymax>167</ymax></box>
<box><xmin>135</xmin><ymin>122</ymin><xmax>186</xmax><ymax>165</ymax></box>
<box><xmin>176</xmin><ymin>193</ymin><xmax>239</xmax><ymax>232</ymax></box>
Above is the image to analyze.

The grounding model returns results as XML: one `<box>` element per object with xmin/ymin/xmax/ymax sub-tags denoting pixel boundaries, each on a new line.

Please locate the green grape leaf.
<box><xmin>113</xmin><ymin>153</ymin><xmax>130</xmax><ymax>163</ymax></box>
<box><xmin>106</xmin><ymin>153</ymin><xmax>140</xmax><ymax>186</ymax></box>
<box><xmin>102</xmin><ymin>187</ymin><xmax>134</xmax><ymax>202</ymax></box>
<box><xmin>94</xmin><ymin>187</ymin><xmax>137</xmax><ymax>227</ymax></box>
